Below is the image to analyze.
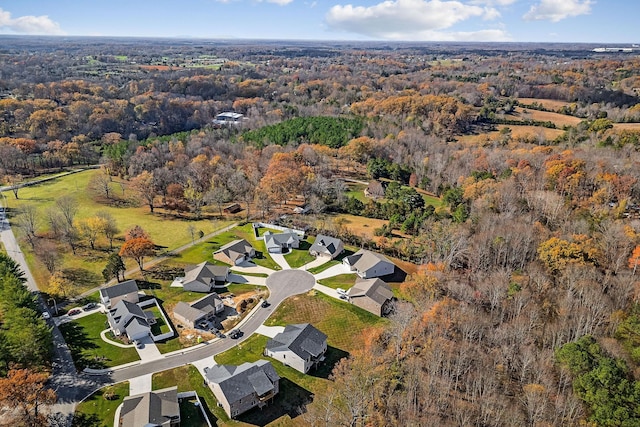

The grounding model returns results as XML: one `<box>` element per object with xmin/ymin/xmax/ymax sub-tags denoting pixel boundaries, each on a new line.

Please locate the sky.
<box><xmin>0</xmin><ymin>0</ymin><xmax>637</xmax><ymax>43</ymax></box>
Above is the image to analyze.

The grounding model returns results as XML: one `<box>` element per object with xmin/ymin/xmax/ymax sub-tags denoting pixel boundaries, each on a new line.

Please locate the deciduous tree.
<box><xmin>119</xmin><ymin>237</ymin><xmax>155</xmax><ymax>271</ymax></box>
<box><xmin>0</xmin><ymin>369</ymin><xmax>56</xmax><ymax>427</ymax></box>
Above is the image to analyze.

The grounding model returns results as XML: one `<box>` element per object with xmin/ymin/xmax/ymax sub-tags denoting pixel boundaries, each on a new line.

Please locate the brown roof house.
<box><xmin>264</xmin><ymin>323</ymin><xmax>327</xmax><ymax>374</ymax></box>
<box><xmin>118</xmin><ymin>386</ymin><xmax>180</xmax><ymax>427</ymax></box>
<box><xmin>182</xmin><ymin>261</ymin><xmax>229</xmax><ymax>293</ymax></box>
<box><xmin>173</xmin><ymin>293</ymin><xmax>224</xmax><ymax>329</ymax></box>
<box><xmin>99</xmin><ymin>279</ymin><xmax>139</xmax><ymax>308</ymax></box>
<box><xmin>364</xmin><ymin>180</ymin><xmax>386</xmax><ymax>199</ymax></box>
<box><xmin>213</xmin><ymin>239</ymin><xmax>256</xmax><ymax>265</ymax></box>
<box><xmin>343</xmin><ymin>249</ymin><xmax>395</xmax><ymax>278</ymax></box>
<box><xmin>347</xmin><ymin>278</ymin><xmax>394</xmax><ymax>317</ymax></box>
<box><xmin>204</xmin><ymin>360</ymin><xmax>280</xmax><ymax>418</ymax></box>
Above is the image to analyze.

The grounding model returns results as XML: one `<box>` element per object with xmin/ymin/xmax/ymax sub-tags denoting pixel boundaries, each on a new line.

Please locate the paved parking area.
<box><xmin>255</xmin><ymin>325</ymin><xmax>285</xmax><ymax>338</ymax></box>
<box><xmin>313</xmin><ymin>263</ymin><xmax>353</xmax><ymax>280</ymax></box>
<box><xmin>135</xmin><ymin>335</ymin><xmax>162</xmax><ymax>361</ymax></box>
<box><xmin>129</xmin><ymin>373</ymin><xmax>153</xmax><ymax>395</ymax></box>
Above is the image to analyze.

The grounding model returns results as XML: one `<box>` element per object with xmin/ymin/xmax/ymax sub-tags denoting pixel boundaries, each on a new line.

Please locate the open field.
<box><xmin>72</xmin><ymin>381</ymin><xmax>129</xmax><ymax>427</ymax></box>
<box><xmin>506</xmin><ymin>106</ymin><xmax>582</xmax><ymax>127</ymax></box>
<box><xmin>613</xmin><ymin>123</ymin><xmax>640</xmax><ymax>131</ymax></box>
<box><xmin>2</xmin><ymin>169</ymin><xmax>234</xmax><ymax>293</ymax></box>
<box><xmin>517</xmin><ymin>97</ymin><xmax>572</xmax><ymax>110</ymax></box>
<box><xmin>59</xmin><ymin>312</ymin><xmax>140</xmax><ymax>369</ymax></box>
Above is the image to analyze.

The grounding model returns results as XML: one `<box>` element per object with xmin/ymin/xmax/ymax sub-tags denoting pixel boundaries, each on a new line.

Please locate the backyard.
<box><xmin>72</xmin><ymin>381</ymin><xmax>129</xmax><ymax>427</ymax></box>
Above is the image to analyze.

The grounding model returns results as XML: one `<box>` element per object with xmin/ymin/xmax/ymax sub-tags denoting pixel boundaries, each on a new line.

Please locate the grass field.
<box><xmin>509</xmin><ymin>106</ymin><xmax>582</xmax><ymax>126</ymax></box>
<box><xmin>284</xmin><ymin>241</ymin><xmax>316</xmax><ymax>268</ymax></box>
<box><xmin>72</xmin><ymin>382</ymin><xmax>129</xmax><ymax>427</ymax></box>
<box><xmin>317</xmin><ymin>273</ymin><xmax>357</xmax><ymax>290</ymax></box>
<box><xmin>2</xmin><ymin>169</ymin><xmax>234</xmax><ymax>293</ymax></box>
<box><xmin>344</xmin><ymin>182</ymin><xmax>368</xmax><ymax>202</ymax></box>
<box><xmin>613</xmin><ymin>123</ymin><xmax>640</xmax><ymax>131</ymax></box>
<box><xmin>59</xmin><ymin>312</ymin><xmax>140</xmax><ymax>369</ymax></box>
<box><xmin>517</xmin><ymin>97</ymin><xmax>572</xmax><ymax>110</ymax></box>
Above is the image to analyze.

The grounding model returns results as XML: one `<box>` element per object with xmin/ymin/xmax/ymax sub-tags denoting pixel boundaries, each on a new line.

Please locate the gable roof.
<box><xmin>365</xmin><ymin>180</ymin><xmax>386</xmax><ymax>197</ymax></box>
<box><xmin>266</xmin><ymin>323</ymin><xmax>327</xmax><ymax>360</ymax></box>
<box><xmin>174</xmin><ymin>293</ymin><xmax>224</xmax><ymax>324</ymax></box>
<box><xmin>119</xmin><ymin>386</ymin><xmax>179</xmax><ymax>427</ymax></box>
<box><xmin>345</xmin><ymin>249</ymin><xmax>393</xmax><ymax>273</ymax></box>
<box><xmin>206</xmin><ymin>360</ymin><xmax>279</xmax><ymax>404</ymax></box>
<box><xmin>109</xmin><ymin>300</ymin><xmax>148</xmax><ymax>334</ymax></box>
<box><xmin>100</xmin><ymin>279</ymin><xmax>138</xmax><ymax>300</ymax></box>
<box><xmin>215</xmin><ymin>239</ymin><xmax>254</xmax><ymax>264</ymax></box>
<box><xmin>264</xmin><ymin>231</ymin><xmax>300</xmax><ymax>250</ymax></box>
<box><xmin>185</xmin><ymin>261</ymin><xmax>229</xmax><ymax>282</ymax></box>
<box><xmin>348</xmin><ymin>277</ymin><xmax>393</xmax><ymax>306</ymax></box>
<box><xmin>309</xmin><ymin>235</ymin><xmax>343</xmax><ymax>257</ymax></box>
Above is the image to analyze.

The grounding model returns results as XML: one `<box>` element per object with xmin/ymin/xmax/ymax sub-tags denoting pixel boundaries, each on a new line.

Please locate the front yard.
<box><xmin>59</xmin><ymin>312</ymin><xmax>140</xmax><ymax>370</ymax></box>
<box><xmin>73</xmin><ymin>382</ymin><xmax>129</xmax><ymax>427</ymax></box>
<box><xmin>317</xmin><ymin>273</ymin><xmax>357</xmax><ymax>290</ymax></box>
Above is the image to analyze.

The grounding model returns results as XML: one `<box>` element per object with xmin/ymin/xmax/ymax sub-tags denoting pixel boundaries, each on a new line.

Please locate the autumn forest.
<box><xmin>2</xmin><ymin>36</ymin><xmax>640</xmax><ymax>426</ymax></box>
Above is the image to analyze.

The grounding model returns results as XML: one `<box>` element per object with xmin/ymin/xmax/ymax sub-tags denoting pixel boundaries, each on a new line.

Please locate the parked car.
<box><xmin>136</xmin><ymin>341</ymin><xmax>145</xmax><ymax>349</ymax></box>
<box><xmin>229</xmin><ymin>329</ymin><xmax>241</xmax><ymax>339</ymax></box>
<box><xmin>216</xmin><ymin>331</ymin><xmax>226</xmax><ymax>339</ymax></box>
<box><xmin>83</xmin><ymin>302</ymin><xmax>97</xmax><ymax>310</ymax></box>
<box><xmin>336</xmin><ymin>288</ymin><xmax>347</xmax><ymax>296</ymax></box>
<box><xmin>261</xmin><ymin>299</ymin><xmax>270</xmax><ymax>308</ymax></box>
<box><xmin>67</xmin><ymin>308</ymin><xmax>82</xmax><ymax>316</ymax></box>
<box><xmin>42</xmin><ymin>311</ymin><xmax>51</xmax><ymax>320</ymax></box>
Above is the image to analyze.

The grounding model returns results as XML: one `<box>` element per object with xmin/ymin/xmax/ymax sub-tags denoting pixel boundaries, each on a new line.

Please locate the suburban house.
<box><xmin>213</xmin><ymin>112</ymin><xmax>244</xmax><ymax>126</ymax></box>
<box><xmin>204</xmin><ymin>360</ymin><xmax>280</xmax><ymax>418</ymax></box>
<box><xmin>309</xmin><ymin>235</ymin><xmax>344</xmax><ymax>259</ymax></box>
<box><xmin>99</xmin><ymin>279</ymin><xmax>139</xmax><ymax>308</ymax></box>
<box><xmin>182</xmin><ymin>261</ymin><xmax>229</xmax><ymax>293</ymax></box>
<box><xmin>343</xmin><ymin>249</ymin><xmax>395</xmax><ymax>278</ymax></box>
<box><xmin>364</xmin><ymin>180</ymin><xmax>386</xmax><ymax>199</ymax></box>
<box><xmin>119</xmin><ymin>386</ymin><xmax>180</xmax><ymax>427</ymax></box>
<box><xmin>173</xmin><ymin>293</ymin><xmax>224</xmax><ymax>329</ymax></box>
<box><xmin>223</xmin><ymin>203</ymin><xmax>242</xmax><ymax>214</ymax></box>
<box><xmin>264</xmin><ymin>323</ymin><xmax>327</xmax><ymax>373</ymax></box>
<box><xmin>214</xmin><ymin>239</ymin><xmax>255</xmax><ymax>265</ymax></box>
<box><xmin>106</xmin><ymin>300</ymin><xmax>154</xmax><ymax>342</ymax></box>
<box><xmin>347</xmin><ymin>278</ymin><xmax>394</xmax><ymax>317</ymax></box>
<box><xmin>263</xmin><ymin>231</ymin><xmax>300</xmax><ymax>254</ymax></box>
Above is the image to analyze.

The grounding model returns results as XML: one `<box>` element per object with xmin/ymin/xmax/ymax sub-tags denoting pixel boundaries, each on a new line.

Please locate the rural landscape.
<box><xmin>1</xmin><ymin>35</ymin><xmax>640</xmax><ymax>427</ymax></box>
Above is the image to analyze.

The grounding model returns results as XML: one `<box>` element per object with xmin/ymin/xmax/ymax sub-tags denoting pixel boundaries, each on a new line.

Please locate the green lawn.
<box><xmin>152</xmin><ymin>365</ymin><xmax>227</xmax><ymax>425</ymax></box>
<box><xmin>148</xmin><ymin>305</ymin><xmax>171</xmax><ymax>335</ymax></box>
<box><xmin>2</xmin><ymin>169</ymin><xmax>234</xmax><ymax>294</ymax></box>
<box><xmin>284</xmin><ymin>241</ymin><xmax>316</xmax><ymax>268</ymax></box>
<box><xmin>306</xmin><ymin>259</ymin><xmax>341</xmax><ymax>274</ymax></box>
<box><xmin>59</xmin><ymin>312</ymin><xmax>140</xmax><ymax>369</ymax></box>
<box><xmin>73</xmin><ymin>382</ymin><xmax>129</xmax><ymax>427</ymax></box>
<box><xmin>256</xmin><ymin>226</ymin><xmax>280</xmax><ymax>237</ymax></box>
<box><xmin>344</xmin><ymin>182</ymin><xmax>367</xmax><ymax>202</ymax></box>
<box><xmin>317</xmin><ymin>274</ymin><xmax>357</xmax><ymax>290</ymax></box>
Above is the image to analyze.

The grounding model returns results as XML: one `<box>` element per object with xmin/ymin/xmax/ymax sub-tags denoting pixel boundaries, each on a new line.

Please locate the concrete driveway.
<box><xmin>135</xmin><ymin>335</ymin><xmax>162</xmax><ymax>361</ymax></box>
<box><xmin>129</xmin><ymin>374</ymin><xmax>153</xmax><ymax>395</ymax></box>
<box><xmin>231</xmin><ymin>262</ymin><xmax>275</xmax><ymax>275</ymax></box>
<box><xmin>255</xmin><ymin>325</ymin><xmax>285</xmax><ymax>338</ymax></box>
<box><xmin>227</xmin><ymin>273</ymin><xmax>267</xmax><ymax>286</ymax></box>
<box><xmin>313</xmin><ymin>263</ymin><xmax>353</xmax><ymax>280</ymax></box>
<box><xmin>313</xmin><ymin>283</ymin><xmax>346</xmax><ymax>300</ymax></box>
<box><xmin>299</xmin><ymin>256</ymin><xmax>330</xmax><ymax>271</ymax></box>
<box><xmin>269</xmin><ymin>252</ymin><xmax>291</xmax><ymax>270</ymax></box>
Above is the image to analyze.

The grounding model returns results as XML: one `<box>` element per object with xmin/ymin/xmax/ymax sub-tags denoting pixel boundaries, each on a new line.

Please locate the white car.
<box><xmin>336</xmin><ymin>288</ymin><xmax>347</xmax><ymax>296</ymax></box>
<box><xmin>42</xmin><ymin>311</ymin><xmax>51</xmax><ymax>319</ymax></box>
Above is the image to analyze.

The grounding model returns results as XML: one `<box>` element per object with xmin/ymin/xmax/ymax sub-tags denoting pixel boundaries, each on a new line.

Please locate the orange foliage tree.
<box><xmin>119</xmin><ymin>237</ymin><xmax>155</xmax><ymax>271</ymax></box>
<box><xmin>629</xmin><ymin>245</ymin><xmax>640</xmax><ymax>275</ymax></box>
<box><xmin>0</xmin><ymin>369</ymin><xmax>56</xmax><ymax>426</ymax></box>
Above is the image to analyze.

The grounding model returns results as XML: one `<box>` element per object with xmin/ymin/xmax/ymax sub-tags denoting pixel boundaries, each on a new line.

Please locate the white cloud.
<box><xmin>523</xmin><ymin>0</ymin><xmax>593</xmax><ymax>22</ymax></box>
<box><xmin>325</xmin><ymin>0</ymin><xmax>508</xmax><ymax>41</ymax></box>
<box><xmin>257</xmin><ymin>0</ymin><xmax>294</xmax><ymax>4</ymax></box>
<box><xmin>471</xmin><ymin>0</ymin><xmax>516</xmax><ymax>5</ymax></box>
<box><xmin>0</xmin><ymin>8</ymin><xmax>64</xmax><ymax>35</ymax></box>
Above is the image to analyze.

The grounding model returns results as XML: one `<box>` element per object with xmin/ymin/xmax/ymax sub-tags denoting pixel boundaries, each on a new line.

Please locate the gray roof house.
<box><xmin>343</xmin><ymin>249</ymin><xmax>395</xmax><ymax>278</ymax></box>
<box><xmin>99</xmin><ymin>279</ymin><xmax>139</xmax><ymax>308</ymax></box>
<box><xmin>183</xmin><ymin>261</ymin><xmax>229</xmax><ymax>292</ymax></box>
<box><xmin>347</xmin><ymin>277</ymin><xmax>394</xmax><ymax>317</ymax></box>
<box><xmin>214</xmin><ymin>239</ymin><xmax>256</xmax><ymax>265</ymax></box>
<box><xmin>265</xmin><ymin>323</ymin><xmax>327</xmax><ymax>373</ymax></box>
<box><xmin>264</xmin><ymin>231</ymin><xmax>300</xmax><ymax>254</ymax></box>
<box><xmin>204</xmin><ymin>360</ymin><xmax>280</xmax><ymax>418</ymax></box>
<box><xmin>309</xmin><ymin>235</ymin><xmax>344</xmax><ymax>259</ymax></box>
<box><xmin>119</xmin><ymin>386</ymin><xmax>180</xmax><ymax>427</ymax></box>
<box><xmin>106</xmin><ymin>300</ymin><xmax>153</xmax><ymax>342</ymax></box>
<box><xmin>173</xmin><ymin>293</ymin><xmax>224</xmax><ymax>329</ymax></box>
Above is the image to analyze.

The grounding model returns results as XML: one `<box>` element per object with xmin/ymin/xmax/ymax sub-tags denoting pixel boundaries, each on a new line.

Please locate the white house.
<box><xmin>343</xmin><ymin>249</ymin><xmax>395</xmax><ymax>278</ymax></box>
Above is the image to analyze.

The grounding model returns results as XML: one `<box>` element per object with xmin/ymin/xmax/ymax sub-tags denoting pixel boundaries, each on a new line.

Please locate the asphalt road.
<box><xmin>108</xmin><ymin>269</ymin><xmax>316</xmax><ymax>383</ymax></box>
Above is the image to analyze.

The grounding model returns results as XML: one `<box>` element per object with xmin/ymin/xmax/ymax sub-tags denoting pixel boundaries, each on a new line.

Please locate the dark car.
<box><xmin>261</xmin><ymin>299</ymin><xmax>270</xmax><ymax>308</ymax></box>
<box><xmin>229</xmin><ymin>329</ymin><xmax>241</xmax><ymax>339</ymax></box>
